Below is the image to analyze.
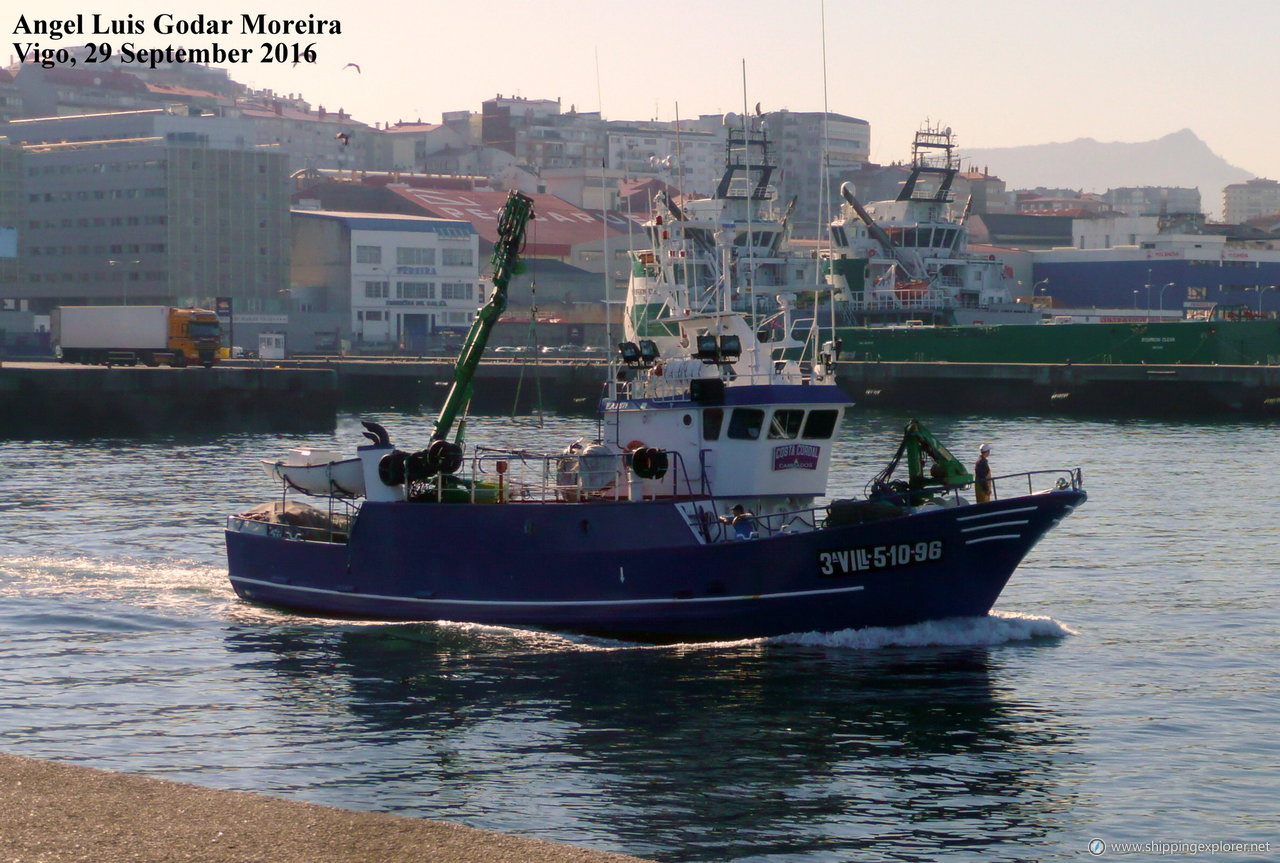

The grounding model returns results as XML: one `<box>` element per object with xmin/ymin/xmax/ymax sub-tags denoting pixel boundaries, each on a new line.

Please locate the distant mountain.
<box><xmin>962</xmin><ymin>129</ymin><xmax>1253</xmax><ymax>216</ymax></box>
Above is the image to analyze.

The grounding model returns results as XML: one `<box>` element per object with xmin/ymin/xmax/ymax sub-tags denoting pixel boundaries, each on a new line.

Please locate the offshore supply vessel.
<box><xmin>822</xmin><ymin>127</ymin><xmax>1280</xmax><ymax>365</ymax></box>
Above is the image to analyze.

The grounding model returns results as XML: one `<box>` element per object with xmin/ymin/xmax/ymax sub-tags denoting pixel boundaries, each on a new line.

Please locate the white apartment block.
<box><xmin>1223</xmin><ymin>178</ymin><xmax>1280</xmax><ymax>224</ymax></box>
<box><xmin>292</xmin><ymin>211</ymin><xmax>479</xmax><ymax>352</ymax></box>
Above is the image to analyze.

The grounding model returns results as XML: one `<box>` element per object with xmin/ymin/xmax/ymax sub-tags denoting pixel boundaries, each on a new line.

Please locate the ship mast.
<box><xmin>896</xmin><ymin>125</ymin><xmax>958</xmax><ymax>205</ymax></box>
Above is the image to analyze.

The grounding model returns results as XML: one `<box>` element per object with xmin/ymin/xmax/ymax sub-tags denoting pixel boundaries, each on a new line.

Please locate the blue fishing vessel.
<box><xmin>225</xmin><ymin>185</ymin><xmax>1085</xmax><ymax>641</ymax></box>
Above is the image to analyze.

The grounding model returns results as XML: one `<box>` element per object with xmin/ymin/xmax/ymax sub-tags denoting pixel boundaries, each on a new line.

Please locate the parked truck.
<box><xmin>52</xmin><ymin>306</ymin><xmax>222</xmax><ymax>367</ymax></box>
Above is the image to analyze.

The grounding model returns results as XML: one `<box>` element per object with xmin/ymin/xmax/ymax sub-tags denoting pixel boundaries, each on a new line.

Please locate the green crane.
<box><xmin>403</xmin><ymin>190</ymin><xmax>535</xmax><ymax>480</ymax></box>
<box><xmin>868</xmin><ymin>419</ymin><xmax>974</xmax><ymax>505</ymax></box>
<box><xmin>434</xmin><ymin>190</ymin><xmax>535</xmax><ymax>442</ymax></box>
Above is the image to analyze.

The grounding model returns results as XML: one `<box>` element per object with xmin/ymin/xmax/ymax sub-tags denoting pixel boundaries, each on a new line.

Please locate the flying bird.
<box><xmin>335</xmin><ymin>132</ymin><xmax>350</xmax><ymax>146</ymax></box>
<box><xmin>343</xmin><ymin>63</ymin><xmax>361</xmax><ymax>73</ymax></box>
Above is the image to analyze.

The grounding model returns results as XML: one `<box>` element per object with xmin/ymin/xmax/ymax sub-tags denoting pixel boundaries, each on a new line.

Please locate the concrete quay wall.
<box><xmin>237</xmin><ymin>357</ymin><xmax>608</xmax><ymax>414</ymax></box>
<box><xmin>252</xmin><ymin>357</ymin><xmax>1280</xmax><ymax>418</ymax></box>
<box><xmin>838</xmin><ymin>361</ymin><xmax>1280</xmax><ymax>416</ymax></box>
<box><xmin>5</xmin><ymin>358</ymin><xmax>1275</xmax><ymax>437</ymax></box>
<box><xmin>0</xmin><ymin>363</ymin><xmax>338</xmax><ymax>437</ymax></box>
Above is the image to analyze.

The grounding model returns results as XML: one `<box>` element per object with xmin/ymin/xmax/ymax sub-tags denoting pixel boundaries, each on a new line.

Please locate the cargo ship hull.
<box><xmin>836</xmin><ymin>318</ymin><xmax>1280</xmax><ymax>365</ymax></box>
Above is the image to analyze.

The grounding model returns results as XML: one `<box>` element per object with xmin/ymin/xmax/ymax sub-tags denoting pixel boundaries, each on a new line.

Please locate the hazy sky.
<box><xmin>11</xmin><ymin>0</ymin><xmax>1278</xmax><ymax>179</ymax></box>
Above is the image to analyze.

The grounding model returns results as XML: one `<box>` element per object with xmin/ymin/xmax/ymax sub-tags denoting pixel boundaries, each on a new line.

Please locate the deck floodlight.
<box><xmin>638</xmin><ymin>339</ymin><xmax>659</xmax><ymax>367</ymax></box>
<box><xmin>618</xmin><ymin>341</ymin><xmax>642</xmax><ymax>367</ymax></box>
<box><xmin>695</xmin><ymin>334</ymin><xmax>719</xmax><ymax>363</ymax></box>
<box><xmin>718</xmin><ymin>334</ymin><xmax>742</xmax><ymax>362</ymax></box>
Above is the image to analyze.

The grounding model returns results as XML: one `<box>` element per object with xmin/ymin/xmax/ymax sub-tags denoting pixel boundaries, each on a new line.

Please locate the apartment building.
<box><xmin>764</xmin><ymin>110</ymin><xmax>870</xmax><ymax>235</ymax></box>
<box><xmin>481</xmin><ymin>95</ymin><xmax>606</xmax><ymax>172</ymax></box>
<box><xmin>1223</xmin><ymin>178</ymin><xmax>1280</xmax><ymax>224</ymax></box>
<box><xmin>607</xmin><ymin>121</ymin><xmax>723</xmax><ymax>199</ymax></box>
<box><xmin>292</xmin><ymin>210</ymin><xmax>479</xmax><ymax>352</ymax></box>
<box><xmin>19</xmin><ymin>137</ymin><xmax>289</xmax><ymax>316</ymax></box>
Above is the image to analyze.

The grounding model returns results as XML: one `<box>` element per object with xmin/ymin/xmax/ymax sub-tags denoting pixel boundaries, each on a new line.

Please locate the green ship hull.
<box><xmin>835</xmin><ymin>320</ymin><xmax>1280</xmax><ymax>365</ymax></box>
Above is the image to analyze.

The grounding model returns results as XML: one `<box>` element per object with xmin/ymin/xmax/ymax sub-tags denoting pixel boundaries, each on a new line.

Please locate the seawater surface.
<box><xmin>0</xmin><ymin>412</ymin><xmax>1276</xmax><ymax>862</ymax></box>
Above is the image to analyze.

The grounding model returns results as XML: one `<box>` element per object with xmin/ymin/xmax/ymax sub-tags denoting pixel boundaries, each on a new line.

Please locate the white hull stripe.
<box><xmin>232</xmin><ymin>576</ymin><xmax>866</xmax><ymax>608</ymax></box>
<box><xmin>964</xmin><ymin>534</ymin><xmax>1024</xmax><ymax>545</ymax></box>
<box><xmin>956</xmin><ymin>505</ymin><xmax>1039</xmax><ymax>522</ymax></box>
<box><xmin>961</xmin><ymin>519</ymin><xmax>1030</xmax><ymax>533</ymax></box>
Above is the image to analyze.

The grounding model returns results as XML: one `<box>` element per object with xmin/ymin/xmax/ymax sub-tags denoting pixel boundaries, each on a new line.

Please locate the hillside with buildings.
<box><xmin>3</xmin><ymin>52</ymin><xmax>1280</xmax><ymax>356</ymax></box>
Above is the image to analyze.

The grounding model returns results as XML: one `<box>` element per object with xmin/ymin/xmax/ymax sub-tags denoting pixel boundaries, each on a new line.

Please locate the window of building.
<box><xmin>398</xmin><ymin>282</ymin><xmax>435</xmax><ymax>299</ymax></box>
<box><xmin>441</xmin><ymin>282</ymin><xmax>472</xmax><ymax>300</ymax></box>
<box><xmin>364</xmin><ymin>281</ymin><xmax>389</xmax><ymax>298</ymax></box>
<box><xmin>356</xmin><ymin>245</ymin><xmax>381</xmax><ymax>264</ymax></box>
<box><xmin>397</xmin><ymin>247</ymin><xmax>436</xmax><ymax>266</ymax></box>
<box><xmin>442</xmin><ymin>248</ymin><xmax>473</xmax><ymax>267</ymax></box>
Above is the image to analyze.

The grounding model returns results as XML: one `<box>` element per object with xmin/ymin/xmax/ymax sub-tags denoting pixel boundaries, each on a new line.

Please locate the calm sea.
<box><xmin>1</xmin><ymin>411</ymin><xmax>1276</xmax><ymax>862</ymax></box>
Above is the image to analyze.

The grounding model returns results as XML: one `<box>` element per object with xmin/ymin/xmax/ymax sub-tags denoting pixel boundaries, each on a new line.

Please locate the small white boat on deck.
<box><xmin>261</xmin><ymin>448</ymin><xmax>365</xmax><ymax>498</ymax></box>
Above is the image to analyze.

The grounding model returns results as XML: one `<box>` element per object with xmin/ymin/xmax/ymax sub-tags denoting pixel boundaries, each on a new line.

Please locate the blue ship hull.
<box><xmin>225</xmin><ymin>489</ymin><xmax>1085</xmax><ymax>640</ymax></box>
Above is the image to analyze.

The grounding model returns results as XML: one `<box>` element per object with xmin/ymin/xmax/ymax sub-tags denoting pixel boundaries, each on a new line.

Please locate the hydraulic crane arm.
<box><xmin>868</xmin><ymin>419</ymin><xmax>974</xmax><ymax>504</ymax></box>
<box><xmin>432</xmin><ymin>190</ymin><xmax>536</xmax><ymax>444</ymax></box>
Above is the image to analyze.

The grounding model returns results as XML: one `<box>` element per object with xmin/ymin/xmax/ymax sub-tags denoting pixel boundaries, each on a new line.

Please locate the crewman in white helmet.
<box><xmin>974</xmin><ymin>443</ymin><xmax>993</xmax><ymax>503</ymax></box>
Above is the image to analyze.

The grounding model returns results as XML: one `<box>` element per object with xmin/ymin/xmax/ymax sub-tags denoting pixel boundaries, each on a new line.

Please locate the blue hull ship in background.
<box><xmin>225</xmin><ymin>135</ymin><xmax>1086</xmax><ymax>641</ymax></box>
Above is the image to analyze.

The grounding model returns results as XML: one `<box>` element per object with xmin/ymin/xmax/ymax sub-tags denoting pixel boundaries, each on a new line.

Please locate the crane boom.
<box><xmin>432</xmin><ymin>190</ymin><xmax>535</xmax><ymax>443</ymax></box>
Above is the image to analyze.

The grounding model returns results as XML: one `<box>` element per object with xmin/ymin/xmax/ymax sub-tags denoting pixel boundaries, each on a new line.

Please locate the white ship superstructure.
<box><xmin>623</xmin><ymin>117</ymin><xmax>819</xmax><ymax>354</ymax></box>
<box><xmin>825</xmin><ymin>126</ymin><xmax>1017</xmax><ymax>322</ymax></box>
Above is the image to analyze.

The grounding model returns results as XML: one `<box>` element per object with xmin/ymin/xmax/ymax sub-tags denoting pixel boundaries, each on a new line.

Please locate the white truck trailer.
<box><xmin>52</xmin><ymin>306</ymin><xmax>222</xmax><ymax>367</ymax></box>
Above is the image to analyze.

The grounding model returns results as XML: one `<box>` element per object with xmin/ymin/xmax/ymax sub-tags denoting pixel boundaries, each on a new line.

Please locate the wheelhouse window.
<box><xmin>702</xmin><ymin>408</ymin><xmax>724</xmax><ymax>441</ymax></box>
<box><xmin>768</xmin><ymin>409</ymin><xmax>804</xmax><ymax>439</ymax></box>
<box><xmin>727</xmin><ymin>408</ymin><xmax>764</xmax><ymax>440</ymax></box>
<box><xmin>802</xmin><ymin>409</ymin><xmax>839</xmax><ymax>439</ymax></box>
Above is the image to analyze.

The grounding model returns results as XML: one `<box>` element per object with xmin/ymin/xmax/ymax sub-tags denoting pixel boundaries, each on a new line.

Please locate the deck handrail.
<box><xmin>229</xmin><ymin>462</ymin><xmax>1083</xmax><ymax>548</ymax></box>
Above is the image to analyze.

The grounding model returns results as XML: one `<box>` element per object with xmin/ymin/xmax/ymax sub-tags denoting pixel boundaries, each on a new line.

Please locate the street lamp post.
<box><xmin>1132</xmin><ymin>289</ymin><xmax>1139</xmax><ymax>309</ymax></box>
<box><xmin>1158</xmin><ymin>282</ymin><xmax>1176</xmax><ymax>312</ymax></box>
<box><xmin>1257</xmin><ymin>285</ymin><xmax>1276</xmax><ymax>314</ymax></box>
<box><xmin>107</xmin><ymin>259</ymin><xmax>140</xmax><ymax>305</ymax></box>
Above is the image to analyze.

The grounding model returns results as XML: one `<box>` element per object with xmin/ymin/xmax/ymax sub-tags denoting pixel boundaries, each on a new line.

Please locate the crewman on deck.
<box><xmin>720</xmin><ymin>504</ymin><xmax>756</xmax><ymax>539</ymax></box>
<box><xmin>974</xmin><ymin>443</ymin><xmax>993</xmax><ymax>503</ymax></box>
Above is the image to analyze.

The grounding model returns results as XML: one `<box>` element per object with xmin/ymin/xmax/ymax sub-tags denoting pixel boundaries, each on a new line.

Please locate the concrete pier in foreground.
<box><xmin>0</xmin><ymin>752</ymin><xmax>651</xmax><ymax>863</ymax></box>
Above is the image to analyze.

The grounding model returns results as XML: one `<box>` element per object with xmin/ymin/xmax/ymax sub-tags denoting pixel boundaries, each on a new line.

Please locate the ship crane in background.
<box><xmin>840</xmin><ymin>182</ymin><xmax>929</xmax><ymax>282</ymax></box>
